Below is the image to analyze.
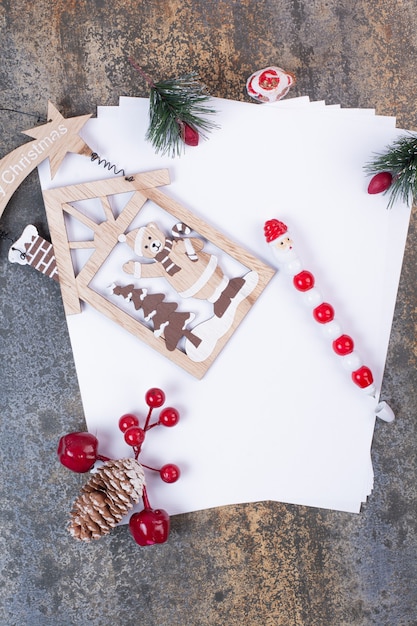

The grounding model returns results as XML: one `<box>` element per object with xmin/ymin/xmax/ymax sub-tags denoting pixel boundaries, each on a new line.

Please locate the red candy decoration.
<box><xmin>57</xmin><ymin>432</ymin><xmax>99</xmax><ymax>473</ymax></box>
<box><xmin>333</xmin><ymin>334</ymin><xmax>354</xmax><ymax>355</ymax></box>
<box><xmin>129</xmin><ymin>506</ymin><xmax>170</xmax><ymax>546</ymax></box>
<box><xmin>293</xmin><ymin>270</ymin><xmax>315</xmax><ymax>291</ymax></box>
<box><xmin>313</xmin><ymin>302</ymin><xmax>335</xmax><ymax>323</ymax></box>
<box><xmin>367</xmin><ymin>172</ymin><xmax>393</xmax><ymax>195</ymax></box>
<box><xmin>352</xmin><ymin>365</ymin><xmax>374</xmax><ymax>389</ymax></box>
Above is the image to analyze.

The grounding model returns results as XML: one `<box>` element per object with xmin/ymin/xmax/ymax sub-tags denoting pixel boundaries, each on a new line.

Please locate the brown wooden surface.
<box><xmin>1</xmin><ymin>2</ymin><xmax>416</xmax><ymax>625</ymax></box>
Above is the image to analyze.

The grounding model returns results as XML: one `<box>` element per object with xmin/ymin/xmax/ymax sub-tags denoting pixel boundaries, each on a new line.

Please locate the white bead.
<box><xmin>301</xmin><ymin>288</ymin><xmax>322</xmax><ymax>307</ymax></box>
<box><xmin>320</xmin><ymin>320</ymin><xmax>342</xmax><ymax>339</ymax></box>
<box><xmin>283</xmin><ymin>259</ymin><xmax>303</xmax><ymax>275</ymax></box>
<box><xmin>340</xmin><ymin>351</ymin><xmax>362</xmax><ymax>371</ymax></box>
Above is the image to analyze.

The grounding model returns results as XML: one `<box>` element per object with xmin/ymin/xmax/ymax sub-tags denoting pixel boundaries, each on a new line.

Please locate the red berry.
<box><xmin>129</xmin><ymin>508</ymin><xmax>170</xmax><ymax>546</ymax></box>
<box><xmin>57</xmin><ymin>432</ymin><xmax>98</xmax><ymax>473</ymax></box>
<box><xmin>293</xmin><ymin>270</ymin><xmax>315</xmax><ymax>291</ymax></box>
<box><xmin>160</xmin><ymin>463</ymin><xmax>181</xmax><ymax>483</ymax></box>
<box><xmin>118</xmin><ymin>413</ymin><xmax>139</xmax><ymax>433</ymax></box>
<box><xmin>159</xmin><ymin>407</ymin><xmax>180</xmax><ymax>427</ymax></box>
<box><xmin>367</xmin><ymin>172</ymin><xmax>393</xmax><ymax>194</ymax></box>
<box><xmin>333</xmin><ymin>334</ymin><xmax>354</xmax><ymax>355</ymax></box>
<box><xmin>124</xmin><ymin>426</ymin><xmax>145</xmax><ymax>447</ymax></box>
<box><xmin>145</xmin><ymin>388</ymin><xmax>165</xmax><ymax>408</ymax></box>
<box><xmin>181</xmin><ymin>122</ymin><xmax>199</xmax><ymax>146</ymax></box>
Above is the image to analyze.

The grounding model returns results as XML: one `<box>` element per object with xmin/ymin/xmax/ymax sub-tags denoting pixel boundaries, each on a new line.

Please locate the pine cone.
<box><xmin>68</xmin><ymin>458</ymin><xmax>145</xmax><ymax>542</ymax></box>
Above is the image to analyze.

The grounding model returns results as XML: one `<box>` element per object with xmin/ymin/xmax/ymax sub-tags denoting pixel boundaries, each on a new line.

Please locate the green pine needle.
<box><xmin>129</xmin><ymin>60</ymin><xmax>218</xmax><ymax>157</ymax></box>
<box><xmin>364</xmin><ymin>132</ymin><xmax>417</xmax><ymax>208</ymax></box>
<box><xmin>147</xmin><ymin>74</ymin><xmax>218</xmax><ymax>157</ymax></box>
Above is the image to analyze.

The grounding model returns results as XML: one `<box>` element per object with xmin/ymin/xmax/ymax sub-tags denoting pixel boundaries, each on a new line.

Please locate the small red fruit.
<box><xmin>160</xmin><ymin>463</ymin><xmax>181</xmax><ymax>483</ymax></box>
<box><xmin>145</xmin><ymin>388</ymin><xmax>166</xmax><ymax>408</ymax></box>
<box><xmin>159</xmin><ymin>407</ymin><xmax>180</xmax><ymax>427</ymax></box>
<box><xmin>118</xmin><ymin>413</ymin><xmax>139</xmax><ymax>433</ymax></box>
<box><xmin>129</xmin><ymin>508</ymin><xmax>170</xmax><ymax>546</ymax></box>
<box><xmin>367</xmin><ymin>172</ymin><xmax>393</xmax><ymax>194</ymax></box>
<box><xmin>124</xmin><ymin>426</ymin><xmax>145</xmax><ymax>447</ymax></box>
<box><xmin>57</xmin><ymin>432</ymin><xmax>98</xmax><ymax>473</ymax></box>
<box><xmin>181</xmin><ymin>122</ymin><xmax>199</xmax><ymax>147</ymax></box>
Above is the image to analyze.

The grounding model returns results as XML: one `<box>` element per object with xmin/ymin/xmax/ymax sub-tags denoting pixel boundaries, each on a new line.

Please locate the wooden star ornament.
<box><xmin>0</xmin><ymin>102</ymin><xmax>93</xmax><ymax>218</ymax></box>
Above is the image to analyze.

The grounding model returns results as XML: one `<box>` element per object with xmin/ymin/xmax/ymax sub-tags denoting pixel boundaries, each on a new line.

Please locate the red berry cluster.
<box><xmin>57</xmin><ymin>387</ymin><xmax>180</xmax><ymax>546</ymax></box>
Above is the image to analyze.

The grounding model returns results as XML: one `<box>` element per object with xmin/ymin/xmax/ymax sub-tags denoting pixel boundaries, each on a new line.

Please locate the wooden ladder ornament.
<box><xmin>42</xmin><ymin>170</ymin><xmax>275</xmax><ymax>378</ymax></box>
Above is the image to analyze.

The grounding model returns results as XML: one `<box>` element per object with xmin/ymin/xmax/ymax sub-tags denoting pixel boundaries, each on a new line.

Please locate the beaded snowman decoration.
<box><xmin>264</xmin><ymin>219</ymin><xmax>377</xmax><ymax>396</ymax></box>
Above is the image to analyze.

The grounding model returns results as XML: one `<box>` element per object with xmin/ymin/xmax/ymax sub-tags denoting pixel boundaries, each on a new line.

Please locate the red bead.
<box><xmin>352</xmin><ymin>366</ymin><xmax>374</xmax><ymax>389</ymax></box>
<box><xmin>367</xmin><ymin>172</ymin><xmax>393</xmax><ymax>194</ymax></box>
<box><xmin>57</xmin><ymin>432</ymin><xmax>98</xmax><ymax>473</ymax></box>
<box><xmin>129</xmin><ymin>508</ymin><xmax>170</xmax><ymax>546</ymax></box>
<box><xmin>333</xmin><ymin>334</ymin><xmax>354</xmax><ymax>355</ymax></box>
<box><xmin>124</xmin><ymin>426</ymin><xmax>145</xmax><ymax>447</ymax></box>
<box><xmin>293</xmin><ymin>270</ymin><xmax>315</xmax><ymax>291</ymax></box>
<box><xmin>159</xmin><ymin>407</ymin><xmax>180</xmax><ymax>427</ymax></box>
<box><xmin>160</xmin><ymin>463</ymin><xmax>181</xmax><ymax>483</ymax></box>
<box><xmin>145</xmin><ymin>388</ymin><xmax>166</xmax><ymax>408</ymax></box>
<box><xmin>118</xmin><ymin>413</ymin><xmax>139</xmax><ymax>433</ymax></box>
<box><xmin>313</xmin><ymin>302</ymin><xmax>334</xmax><ymax>323</ymax></box>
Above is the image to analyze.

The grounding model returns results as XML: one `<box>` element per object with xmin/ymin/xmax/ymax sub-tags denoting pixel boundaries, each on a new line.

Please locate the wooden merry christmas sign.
<box><xmin>41</xmin><ymin>169</ymin><xmax>275</xmax><ymax>378</ymax></box>
<box><xmin>0</xmin><ymin>102</ymin><xmax>92</xmax><ymax>218</ymax></box>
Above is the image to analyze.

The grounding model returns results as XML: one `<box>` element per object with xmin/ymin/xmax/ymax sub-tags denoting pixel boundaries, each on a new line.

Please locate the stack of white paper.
<box><xmin>38</xmin><ymin>96</ymin><xmax>411</xmax><ymax>515</ymax></box>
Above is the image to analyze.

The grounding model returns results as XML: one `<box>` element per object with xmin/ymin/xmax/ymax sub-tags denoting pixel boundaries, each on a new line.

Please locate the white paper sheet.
<box><xmin>38</xmin><ymin>96</ymin><xmax>411</xmax><ymax>514</ymax></box>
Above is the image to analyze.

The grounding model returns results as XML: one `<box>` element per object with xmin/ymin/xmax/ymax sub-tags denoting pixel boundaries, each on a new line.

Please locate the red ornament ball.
<box><xmin>367</xmin><ymin>172</ymin><xmax>393</xmax><ymax>194</ymax></box>
<box><xmin>145</xmin><ymin>388</ymin><xmax>166</xmax><ymax>408</ymax></box>
<box><xmin>160</xmin><ymin>463</ymin><xmax>181</xmax><ymax>483</ymax></box>
<box><xmin>313</xmin><ymin>302</ymin><xmax>335</xmax><ymax>323</ymax></box>
<box><xmin>159</xmin><ymin>407</ymin><xmax>180</xmax><ymax>427</ymax></box>
<box><xmin>293</xmin><ymin>270</ymin><xmax>315</xmax><ymax>291</ymax></box>
<box><xmin>124</xmin><ymin>426</ymin><xmax>145</xmax><ymax>447</ymax></box>
<box><xmin>333</xmin><ymin>334</ymin><xmax>354</xmax><ymax>355</ymax></box>
<box><xmin>118</xmin><ymin>413</ymin><xmax>139</xmax><ymax>433</ymax></box>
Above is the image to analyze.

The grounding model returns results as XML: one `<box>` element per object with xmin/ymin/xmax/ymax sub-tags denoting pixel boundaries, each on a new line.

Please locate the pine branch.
<box><xmin>129</xmin><ymin>59</ymin><xmax>218</xmax><ymax>157</ymax></box>
<box><xmin>364</xmin><ymin>132</ymin><xmax>417</xmax><ymax>208</ymax></box>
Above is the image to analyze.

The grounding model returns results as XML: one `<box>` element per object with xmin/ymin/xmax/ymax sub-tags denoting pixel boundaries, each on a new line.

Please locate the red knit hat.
<box><xmin>264</xmin><ymin>219</ymin><xmax>288</xmax><ymax>243</ymax></box>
